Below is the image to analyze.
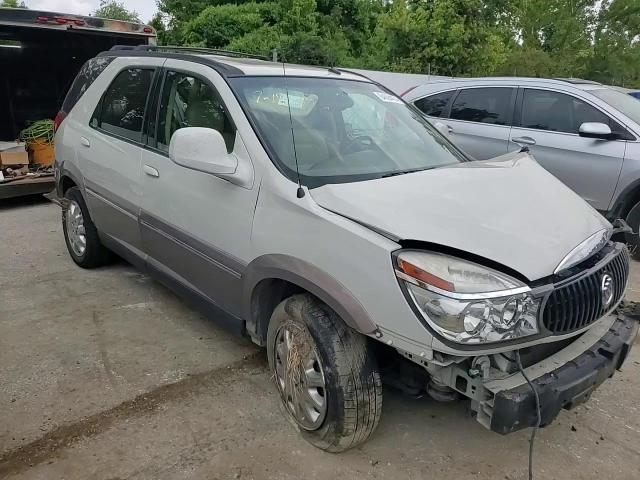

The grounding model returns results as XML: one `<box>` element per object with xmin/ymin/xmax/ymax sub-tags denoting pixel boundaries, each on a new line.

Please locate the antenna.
<box><xmin>282</xmin><ymin>61</ymin><xmax>305</xmax><ymax>198</ymax></box>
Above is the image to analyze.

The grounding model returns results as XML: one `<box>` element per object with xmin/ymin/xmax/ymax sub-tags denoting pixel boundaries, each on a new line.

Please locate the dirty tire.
<box><xmin>62</xmin><ymin>186</ymin><xmax>110</xmax><ymax>268</ymax></box>
<box><xmin>267</xmin><ymin>293</ymin><xmax>383</xmax><ymax>452</ymax></box>
<box><xmin>625</xmin><ymin>200</ymin><xmax>640</xmax><ymax>260</ymax></box>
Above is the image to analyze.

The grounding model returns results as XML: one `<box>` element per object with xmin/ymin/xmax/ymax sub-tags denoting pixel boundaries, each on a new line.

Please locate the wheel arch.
<box><xmin>609</xmin><ymin>179</ymin><xmax>640</xmax><ymax>222</ymax></box>
<box><xmin>243</xmin><ymin>254</ymin><xmax>377</xmax><ymax>344</ymax></box>
<box><xmin>57</xmin><ymin>165</ymin><xmax>84</xmax><ymax>198</ymax></box>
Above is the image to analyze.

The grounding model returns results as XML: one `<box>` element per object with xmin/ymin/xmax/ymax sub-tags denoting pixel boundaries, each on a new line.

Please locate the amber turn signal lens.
<box><xmin>398</xmin><ymin>259</ymin><xmax>455</xmax><ymax>291</ymax></box>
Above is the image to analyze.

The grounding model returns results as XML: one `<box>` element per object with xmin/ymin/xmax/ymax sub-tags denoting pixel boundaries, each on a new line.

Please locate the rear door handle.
<box><xmin>143</xmin><ymin>164</ymin><xmax>159</xmax><ymax>178</ymax></box>
<box><xmin>80</xmin><ymin>137</ymin><xmax>90</xmax><ymax>148</ymax></box>
<box><xmin>446</xmin><ymin>124</ymin><xmax>454</xmax><ymax>133</ymax></box>
<box><xmin>511</xmin><ymin>136</ymin><xmax>536</xmax><ymax>146</ymax></box>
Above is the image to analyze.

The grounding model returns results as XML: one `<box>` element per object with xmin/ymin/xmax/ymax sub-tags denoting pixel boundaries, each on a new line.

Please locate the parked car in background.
<box><xmin>611</xmin><ymin>85</ymin><xmax>640</xmax><ymax>99</ymax></box>
<box><xmin>404</xmin><ymin>78</ymin><xmax>640</xmax><ymax>256</ymax></box>
<box><xmin>53</xmin><ymin>48</ymin><xmax>636</xmax><ymax>451</ymax></box>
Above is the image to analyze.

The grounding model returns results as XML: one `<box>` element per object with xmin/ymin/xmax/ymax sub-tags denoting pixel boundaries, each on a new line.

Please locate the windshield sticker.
<box><xmin>275</xmin><ymin>92</ymin><xmax>306</xmax><ymax>109</ymax></box>
<box><xmin>373</xmin><ymin>92</ymin><xmax>403</xmax><ymax>104</ymax></box>
<box><xmin>250</xmin><ymin>88</ymin><xmax>318</xmax><ymax>116</ymax></box>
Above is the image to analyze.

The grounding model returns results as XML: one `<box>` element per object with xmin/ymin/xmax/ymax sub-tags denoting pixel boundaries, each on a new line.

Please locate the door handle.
<box><xmin>143</xmin><ymin>164</ymin><xmax>159</xmax><ymax>178</ymax></box>
<box><xmin>80</xmin><ymin>137</ymin><xmax>90</xmax><ymax>148</ymax></box>
<box><xmin>511</xmin><ymin>136</ymin><xmax>536</xmax><ymax>146</ymax></box>
<box><xmin>446</xmin><ymin>124</ymin><xmax>454</xmax><ymax>133</ymax></box>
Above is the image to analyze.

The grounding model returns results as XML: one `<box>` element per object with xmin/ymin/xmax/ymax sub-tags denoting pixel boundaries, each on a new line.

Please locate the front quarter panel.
<box><xmin>248</xmin><ymin>168</ymin><xmax>437</xmax><ymax>354</ymax></box>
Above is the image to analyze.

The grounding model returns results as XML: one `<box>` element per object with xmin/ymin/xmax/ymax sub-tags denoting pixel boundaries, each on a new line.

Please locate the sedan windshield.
<box><xmin>230</xmin><ymin>76</ymin><xmax>466</xmax><ymax>187</ymax></box>
<box><xmin>591</xmin><ymin>88</ymin><xmax>640</xmax><ymax>126</ymax></box>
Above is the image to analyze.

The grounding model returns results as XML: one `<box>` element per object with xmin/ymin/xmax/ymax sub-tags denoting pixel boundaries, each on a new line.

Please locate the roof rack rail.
<box><xmin>553</xmin><ymin>77</ymin><xmax>602</xmax><ymax>85</ymax></box>
<box><xmin>109</xmin><ymin>44</ymin><xmax>269</xmax><ymax>60</ymax></box>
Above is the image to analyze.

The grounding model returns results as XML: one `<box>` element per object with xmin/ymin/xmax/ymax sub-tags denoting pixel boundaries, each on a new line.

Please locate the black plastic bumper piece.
<box><xmin>490</xmin><ymin>312</ymin><xmax>639</xmax><ymax>434</ymax></box>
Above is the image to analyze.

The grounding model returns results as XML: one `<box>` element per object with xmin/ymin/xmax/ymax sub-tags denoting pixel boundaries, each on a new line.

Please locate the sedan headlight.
<box><xmin>395</xmin><ymin>251</ymin><xmax>540</xmax><ymax>344</ymax></box>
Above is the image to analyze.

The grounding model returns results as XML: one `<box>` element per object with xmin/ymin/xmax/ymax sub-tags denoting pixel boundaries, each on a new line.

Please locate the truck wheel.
<box><xmin>62</xmin><ymin>187</ymin><xmax>110</xmax><ymax>268</ymax></box>
<box><xmin>625</xmin><ymin>200</ymin><xmax>640</xmax><ymax>259</ymax></box>
<box><xmin>267</xmin><ymin>293</ymin><xmax>383</xmax><ymax>452</ymax></box>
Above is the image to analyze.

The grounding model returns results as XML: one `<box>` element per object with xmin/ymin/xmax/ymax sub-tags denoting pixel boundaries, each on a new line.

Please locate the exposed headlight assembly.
<box><xmin>395</xmin><ymin>251</ymin><xmax>540</xmax><ymax>344</ymax></box>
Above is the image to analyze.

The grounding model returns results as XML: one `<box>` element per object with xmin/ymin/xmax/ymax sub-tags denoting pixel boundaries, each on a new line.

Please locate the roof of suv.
<box><xmin>201</xmin><ymin>54</ymin><xmax>365</xmax><ymax>80</ymax></box>
<box><xmin>100</xmin><ymin>46</ymin><xmax>366</xmax><ymax>81</ymax></box>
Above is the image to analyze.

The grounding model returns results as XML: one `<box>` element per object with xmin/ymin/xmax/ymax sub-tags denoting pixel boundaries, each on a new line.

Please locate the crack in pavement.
<box><xmin>0</xmin><ymin>352</ymin><xmax>267</xmax><ymax>477</ymax></box>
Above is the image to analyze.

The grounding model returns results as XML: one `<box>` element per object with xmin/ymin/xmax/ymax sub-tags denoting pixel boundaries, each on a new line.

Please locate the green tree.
<box><xmin>1</xmin><ymin>0</ymin><xmax>27</xmax><ymax>7</ymax></box>
<box><xmin>368</xmin><ymin>0</ymin><xmax>507</xmax><ymax>75</ymax></box>
<box><xmin>93</xmin><ymin>1</ymin><xmax>141</xmax><ymax>23</ymax></box>
<box><xmin>588</xmin><ymin>0</ymin><xmax>640</xmax><ymax>87</ymax></box>
<box><xmin>182</xmin><ymin>3</ymin><xmax>275</xmax><ymax>47</ymax></box>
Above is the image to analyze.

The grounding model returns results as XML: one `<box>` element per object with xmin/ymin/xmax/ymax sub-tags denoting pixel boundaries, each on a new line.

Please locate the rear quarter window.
<box><xmin>61</xmin><ymin>57</ymin><xmax>114</xmax><ymax>114</ymax></box>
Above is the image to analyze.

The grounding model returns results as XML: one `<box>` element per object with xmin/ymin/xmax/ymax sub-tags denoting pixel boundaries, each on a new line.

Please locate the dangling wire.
<box><xmin>515</xmin><ymin>350</ymin><xmax>541</xmax><ymax>480</ymax></box>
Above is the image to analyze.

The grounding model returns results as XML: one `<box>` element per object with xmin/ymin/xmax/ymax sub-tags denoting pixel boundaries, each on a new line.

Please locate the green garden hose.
<box><xmin>20</xmin><ymin>119</ymin><xmax>55</xmax><ymax>145</ymax></box>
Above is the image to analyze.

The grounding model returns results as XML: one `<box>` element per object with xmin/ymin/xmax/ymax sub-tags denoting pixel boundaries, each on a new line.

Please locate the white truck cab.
<box><xmin>52</xmin><ymin>46</ymin><xmax>637</xmax><ymax>451</ymax></box>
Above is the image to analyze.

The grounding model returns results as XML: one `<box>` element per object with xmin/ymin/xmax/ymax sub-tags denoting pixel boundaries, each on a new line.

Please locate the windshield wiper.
<box><xmin>381</xmin><ymin>166</ymin><xmax>435</xmax><ymax>178</ymax></box>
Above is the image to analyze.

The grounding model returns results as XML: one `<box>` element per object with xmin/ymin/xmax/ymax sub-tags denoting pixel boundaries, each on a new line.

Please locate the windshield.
<box><xmin>591</xmin><ymin>88</ymin><xmax>640</xmax><ymax>126</ymax></box>
<box><xmin>230</xmin><ymin>76</ymin><xmax>466</xmax><ymax>187</ymax></box>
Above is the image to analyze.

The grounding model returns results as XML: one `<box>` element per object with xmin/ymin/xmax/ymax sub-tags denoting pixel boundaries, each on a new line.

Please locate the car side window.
<box><xmin>91</xmin><ymin>68</ymin><xmax>154</xmax><ymax>142</ymax></box>
<box><xmin>413</xmin><ymin>90</ymin><xmax>454</xmax><ymax>117</ymax></box>
<box><xmin>520</xmin><ymin>89</ymin><xmax>627</xmax><ymax>136</ymax></box>
<box><xmin>156</xmin><ymin>71</ymin><xmax>236</xmax><ymax>153</ymax></box>
<box><xmin>449</xmin><ymin>88</ymin><xmax>513</xmax><ymax>125</ymax></box>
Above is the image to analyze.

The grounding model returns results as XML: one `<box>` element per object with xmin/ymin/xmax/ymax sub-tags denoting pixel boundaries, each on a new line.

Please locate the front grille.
<box><xmin>542</xmin><ymin>247</ymin><xmax>629</xmax><ymax>334</ymax></box>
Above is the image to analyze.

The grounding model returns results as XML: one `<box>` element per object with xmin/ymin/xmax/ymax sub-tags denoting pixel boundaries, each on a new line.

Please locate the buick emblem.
<box><xmin>601</xmin><ymin>273</ymin><xmax>614</xmax><ymax>308</ymax></box>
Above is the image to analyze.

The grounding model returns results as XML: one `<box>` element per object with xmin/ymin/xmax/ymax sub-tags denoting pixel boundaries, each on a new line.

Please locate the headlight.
<box><xmin>395</xmin><ymin>251</ymin><xmax>540</xmax><ymax>344</ymax></box>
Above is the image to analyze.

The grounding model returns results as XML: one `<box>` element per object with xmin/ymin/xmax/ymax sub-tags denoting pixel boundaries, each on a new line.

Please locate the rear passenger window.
<box><xmin>414</xmin><ymin>91</ymin><xmax>454</xmax><ymax>117</ymax></box>
<box><xmin>156</xmin><ymin>71</ymin><xmax>236</xmax><ymax>153</ymax></box>
<box><xmin>450</xmin><ymin>88</ymin><xmax>513</xmax><ymax>125</ymax></box>
<box><xmin>92</xmin><ymin>68</ymin><xmax>154</xmax><ymax>142</ymax></box>
<box><xmin>62</xmin><ymin>56</ymin><xmax>114</xmax><ymax>114</ymax></box>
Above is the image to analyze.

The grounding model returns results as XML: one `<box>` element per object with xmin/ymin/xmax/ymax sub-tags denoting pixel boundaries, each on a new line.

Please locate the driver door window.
<box><xmin>156</xmin><ymin>71</ymin><xmax>235</xmax><ymax>153</ymax></box>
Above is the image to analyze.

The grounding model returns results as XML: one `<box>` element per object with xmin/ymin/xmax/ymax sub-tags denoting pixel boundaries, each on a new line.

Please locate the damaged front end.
<box><xmin>390</xmin><ymin>241</ymin><xmax>637</xmax><ymax>434</ymax></box>
<box><xmin>417</xmin><ymin>306</ymin><xmax>638</xmax><ymax>433</ymax></box>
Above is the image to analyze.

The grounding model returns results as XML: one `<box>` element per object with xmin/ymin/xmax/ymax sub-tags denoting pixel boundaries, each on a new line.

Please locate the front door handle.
<box><xmin>511</xmin><ymin>136</ymin><xmax>536</xmax><ymax>146</ymax></box>
<box><xmin>143</xmin><ymin>164</ymin><xmax>159</xmax><ymax>178</ymax></box>
<box><xmin>80</xmin><ymin>137</ymin><xmax>90</xmax><ymax>148</ymax></box>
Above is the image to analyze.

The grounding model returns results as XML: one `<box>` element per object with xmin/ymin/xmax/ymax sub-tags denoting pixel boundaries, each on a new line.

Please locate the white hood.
<box><xmin>310</xmin><ymin>153</ymin><xmax>610</xmax><ymax>281</ymax></box>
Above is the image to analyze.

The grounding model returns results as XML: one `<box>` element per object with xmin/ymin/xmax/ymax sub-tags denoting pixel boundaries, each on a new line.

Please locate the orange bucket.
<box><xmin>29</xmin><ymin>140</ymin><xmax>55</xmax><ymax>166</ymax></box>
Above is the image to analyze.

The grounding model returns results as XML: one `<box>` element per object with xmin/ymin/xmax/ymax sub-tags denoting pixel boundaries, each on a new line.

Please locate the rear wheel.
<box><xmin>267</xmin><ymin>293</ymin><xmax>383</xmax><ymax>452</ymax></box>
<box><xmin>625</xmin><ymin>200</ymin><xmax>640</xmax><ymax>259</ymax></box>
<box><xmin>62</xmin><ymin>187</ymin><xmax>110</xmax><ymax>268</ymax></box>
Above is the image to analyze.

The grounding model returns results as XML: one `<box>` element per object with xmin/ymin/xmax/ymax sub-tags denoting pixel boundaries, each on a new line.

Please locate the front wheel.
<box><xmin>625</xmin><ymin>200</ymin><xmax>640</xmax><ymax>259</ymax></box>
<box><xmin>267</xmin><ymin>294</ymin><xmax>383</xmax><ymax>452</ymax></box>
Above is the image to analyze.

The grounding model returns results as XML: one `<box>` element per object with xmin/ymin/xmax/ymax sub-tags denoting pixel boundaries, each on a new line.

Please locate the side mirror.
<box><xmin>578</xmin><ymin>122</ymin><xmax>613</xmax><ymax>140</ymax></box>
<box><xmin>169</xmin><ymin>127</ymin><xmax>237</xmax><ymax>175</ymax></box>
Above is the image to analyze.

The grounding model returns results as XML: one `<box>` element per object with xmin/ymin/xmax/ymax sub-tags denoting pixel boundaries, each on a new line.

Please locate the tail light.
<box><xmin>54</xmin><ymin>111</ymin><xmax>67</xmax><ymax>131</ymax></box>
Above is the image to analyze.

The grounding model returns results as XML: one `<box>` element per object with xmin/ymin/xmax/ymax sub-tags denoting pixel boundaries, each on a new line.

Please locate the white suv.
<box><xmin>53</xmin><ymin>46</ymin><xmax>637</xmax><ymax>452</ymax></box>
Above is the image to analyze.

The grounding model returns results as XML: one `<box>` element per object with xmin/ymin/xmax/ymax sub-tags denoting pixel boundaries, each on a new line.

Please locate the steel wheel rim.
<box><xmin>273</xmin><ymin>322</ymin><xmax>327</xmax><ymax>430</ymax></box>
<box><xmin>65</xmin><ymin>200</ymin><xmax>87</xmax><ymax>257</ymax></box>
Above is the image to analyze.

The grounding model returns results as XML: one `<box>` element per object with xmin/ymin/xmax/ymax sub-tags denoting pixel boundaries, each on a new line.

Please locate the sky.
<box><xmin>24</xmin><ymin>0</ymin><xmax>158</xmax><ymax>23</ymax></box>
